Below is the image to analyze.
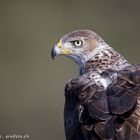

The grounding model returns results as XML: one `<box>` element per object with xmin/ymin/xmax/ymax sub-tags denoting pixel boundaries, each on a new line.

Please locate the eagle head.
<box><xmin>51</xmin><ymin>30</ymin><xmax>104</xmax><ymax>65</ymax></box>
<box><xmin>51</xmin><ymin>30</ymin><xmax>129</xmax><ymax>74</ymax></box>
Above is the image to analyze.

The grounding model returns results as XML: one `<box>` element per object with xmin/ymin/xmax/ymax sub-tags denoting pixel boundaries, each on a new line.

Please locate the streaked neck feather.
<box><xmin>79</xmin><ymin>43</ymin><xmax>130</xmax><ymax>75</ymax></box>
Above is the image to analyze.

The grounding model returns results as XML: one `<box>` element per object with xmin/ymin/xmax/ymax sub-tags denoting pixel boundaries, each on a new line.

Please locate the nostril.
<box><xmin>58</xmin><ymin>45</ymin><xmax>62</xmax><ymax>48</ymax></box>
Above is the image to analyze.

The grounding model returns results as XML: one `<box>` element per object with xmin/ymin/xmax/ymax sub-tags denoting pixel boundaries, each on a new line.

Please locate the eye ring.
<box><xmin>73</xmin><ymin>40</ymin><xmax>83</xmax><ymax>47</ymax></box>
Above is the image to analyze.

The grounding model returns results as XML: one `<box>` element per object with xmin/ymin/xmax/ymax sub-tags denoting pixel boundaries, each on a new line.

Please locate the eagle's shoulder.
<box><xmin>64</xmin><ymin>65</ymin><xmax>140</xmax><ymax>140</ymax></box>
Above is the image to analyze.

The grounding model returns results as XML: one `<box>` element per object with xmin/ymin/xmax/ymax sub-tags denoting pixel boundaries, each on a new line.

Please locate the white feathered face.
<box><xmin>51</xmin><ymin>30</ymin><xmax>102</xmax><ymax>64</ymax></box>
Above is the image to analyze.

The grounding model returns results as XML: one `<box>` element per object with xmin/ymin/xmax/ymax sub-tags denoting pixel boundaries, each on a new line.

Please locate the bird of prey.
<box><xmin>51</xmin><ymin>30</ymin><xmax>140</xmax><ymax>140</ymax></box>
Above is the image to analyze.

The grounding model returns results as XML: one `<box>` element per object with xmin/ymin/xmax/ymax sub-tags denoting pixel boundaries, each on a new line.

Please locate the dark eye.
<box><xmin>72</xmin><ymin>40</ymin><xmax>83</xmax><ymax>47</ymax></box>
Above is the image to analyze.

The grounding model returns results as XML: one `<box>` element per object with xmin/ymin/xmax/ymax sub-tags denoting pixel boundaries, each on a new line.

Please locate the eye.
<box><xmin>72</xmin><ymin>40</ymin><xmax>83</xmax><ymax>47</ymax></box>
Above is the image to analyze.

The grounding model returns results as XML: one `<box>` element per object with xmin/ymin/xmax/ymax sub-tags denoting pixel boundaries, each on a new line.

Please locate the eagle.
<box><xmin>51</xmin><ymin>30</ymin><xmax>140</xmax><ymax>140</ymax></box>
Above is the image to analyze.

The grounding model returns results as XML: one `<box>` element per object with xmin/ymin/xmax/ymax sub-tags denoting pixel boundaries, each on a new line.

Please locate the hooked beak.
<box><xmin>51</xmin><ymin>40</ymin><xmax>73</xmax><ymax>59</ymax></box>
<box><xmin>51</xmin><ymin>45</ymin><xmax>61</xmax><ymax>59</ymax></box>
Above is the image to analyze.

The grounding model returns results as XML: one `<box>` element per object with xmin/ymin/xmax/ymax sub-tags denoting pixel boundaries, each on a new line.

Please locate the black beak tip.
<box><xmin>51</xmin><ymin>47</ymin><xmax>55</xmax><ymax>60</ymax></box>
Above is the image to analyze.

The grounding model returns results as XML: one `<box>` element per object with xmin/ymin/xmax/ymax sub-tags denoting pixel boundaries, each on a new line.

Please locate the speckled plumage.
<box><xmin>57</xmin><ymin>30</ymin><xmax>130</xmax><ymax>76</ymax></box>
<box><xmin>51</xmin><ymin>30</ymin><xmax>140</xmax><ymax>140</ymax></box>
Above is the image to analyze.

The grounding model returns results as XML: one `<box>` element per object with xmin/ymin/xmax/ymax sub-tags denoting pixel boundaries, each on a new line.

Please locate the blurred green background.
<box><xmin>0</xmin><ymin>0</ymin><xmax>140</xmax><ymax>140</ymax></box>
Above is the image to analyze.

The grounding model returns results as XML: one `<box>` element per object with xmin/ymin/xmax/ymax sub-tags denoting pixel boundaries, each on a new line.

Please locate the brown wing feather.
<box><xmin>64</xmin><ymin>65</ymin><xmax>140</xmax><ymax>140</ymax></box>
<box><xmin>120</xmin><ymin>64</ymin><xmax>140</xmax><ymax>140</ymax></box>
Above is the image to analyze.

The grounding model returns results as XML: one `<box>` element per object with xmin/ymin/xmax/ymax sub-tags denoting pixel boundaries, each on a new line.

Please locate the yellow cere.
<box><xmin>57</xmin><ymin>40</ymin><xmax>73</xmax><ymax>54</ymax></box>
<box><xmin>57</xmin><ymin>40</ymin><xmax>62</xmax><ymax>49</ymax></box>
